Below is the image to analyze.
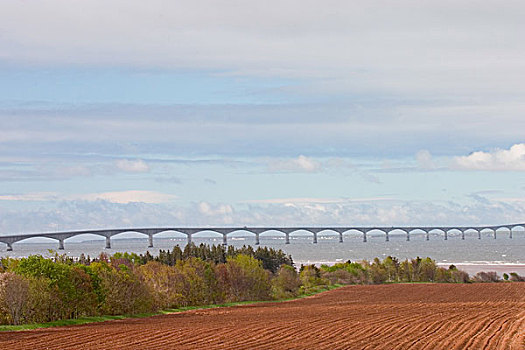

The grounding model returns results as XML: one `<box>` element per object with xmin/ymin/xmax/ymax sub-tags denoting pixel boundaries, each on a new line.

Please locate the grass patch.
<box><xmin>0</xmin><ymin>284</ymin><xmax>344</xmax><ymax>332</ymax></box>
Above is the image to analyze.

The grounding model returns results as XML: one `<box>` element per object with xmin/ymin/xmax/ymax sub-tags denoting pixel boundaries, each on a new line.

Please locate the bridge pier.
<box><xmin>255</xmin><ymin>233</ymin><xmax>260</xmax><ymax>245</ymax></box>
<box><xmin>363</xmin><ymin>231</ymin><xmax>367</xmax><ymax>243</ymax></box>
<box><xmin>385</xmin><ymin>231</ymin><xmax>389</xmax><ymax>242</ymax></box>
<box><xmin>187</xmin><ymin>234</ymin><xmax>192</xmax><ymax>246</ymax></box>
<box><xmin>6</xmin><ymin>243</ymin><xmax>12</xmax><ymax>251</ymax></box>
<box><xmin>444</xmin><ymin>231</ymin><xmax>448</xmax><ymax>240</ymax></box>
<box><xmin>58</xmin><ymin>239</ymin><xmax>65</xmax><ymax>250</ymax></box>
<box><xmin>425</xmin><ymin>231</ymin><xmax>430</xmax><ymax>241</ymax></box>
<box><xmin>494</xmin><ymin>230</ymin><xmax>497</xmax><ymax>239</ymax></box>
<box><xmin>509</xmin><ymin>228</ymin><xmax>512</xmax><ymax>239</ymax></box>
<box><xmin>313</xmin><ymin>232</ymin><xmax>318</xmax><ymax>244</ymax></box>
<box><xmin>148</xmin><ymin>234</ymin><xmax>154</xmax><ymax>248</ymax></box>
<box><xmin>285</xmin><ymin>233</ymin><xmax>290</xmax><ymax>244</ymax></box>
<box><xmin>339</xmin><ymin>232</ymin><xmax>343</xmax><ymax>243</ymax></box>
<box><xmin>461</xmin><ymin>230</ymin><xmax>465</xmax><ymax>240</ymax></box>
<box><xmin>478</xmin><ymin>230</ymin><xmax>481</xmax><ymax>239</ymax></box>
<box><xmin>222</xmin><ymin>234</ymin><xmax>227</xmax><ymax>246</ymax></box>
<box><xmin>105</xmin><ymin>236</ymin><xmax>111</xmax><ymax>249</ymax></box>
<box><xmin>406</xmin><ymin>231</ymin><xmax>410</xmax><ymax>241</ymax></box>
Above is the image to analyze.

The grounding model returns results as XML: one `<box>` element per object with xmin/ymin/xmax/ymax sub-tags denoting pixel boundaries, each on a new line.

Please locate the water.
<box><xmin>2</xmin><ymin>231</ymin><xmax>524</xmax><ymax>273</ymax></box>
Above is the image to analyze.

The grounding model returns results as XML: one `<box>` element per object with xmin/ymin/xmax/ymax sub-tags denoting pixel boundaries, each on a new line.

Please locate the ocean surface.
<box><xmin>2</xmin><ymin>230</ymin><xmax>525</xmax><ymax>275</ymax></box>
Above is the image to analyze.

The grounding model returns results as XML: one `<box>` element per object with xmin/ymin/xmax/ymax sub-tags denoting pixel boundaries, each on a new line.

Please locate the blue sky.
<box><xmin>0</xmin><ymin>0</ymin><xmax>524</xmax><ymax>233</ymax></box>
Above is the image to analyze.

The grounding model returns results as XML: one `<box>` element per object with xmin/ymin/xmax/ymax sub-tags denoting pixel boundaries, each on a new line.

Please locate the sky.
<box><xmin>0</xmin><ymin>0</ymin><xmax>524</xmax><ymax>233</ymax></box>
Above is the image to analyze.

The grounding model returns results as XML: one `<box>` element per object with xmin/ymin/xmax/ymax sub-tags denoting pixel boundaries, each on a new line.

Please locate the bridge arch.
<box><xmin>427</xmin><ymin>228</ymin><xmax>447</xmax><ymax>240</ymax></box>
<box><xmin>509</xmin><ymin>225</ymin><xmax>524</xmax><ymax>239</ymax></box>
<box><xmin>386</xmin><ymin>228</ymin><xmax>409</xmax><ymax>242</ymax></box>
<box><xmin>109</xmin><ymin>230</ymin><xmax>149</xmax><ymax>238</ymax></box>
<box><xmin>190</xmin><ymin>229</ymin><xmax>225</xmax><ymax>245</ymax></box>
<box><xmin>340</xmin><ymin>228</ymin><xmax>367</xmax><ymax>242</ymax></box>
<box><xmin>152</xmin><ymin>230</ymin><xmax>188</xmax><ymax>239</ymax></box>
<box><xmin>288</xmin><ymin>229</ymin><xmax>317</xmax><ymax>244</ymax></box>
<box><xmin>444</xmin><ymin>228</ymin><xmax>463</xmax><ymax>240</ymax></box>
<box><xmin>225</xmin><ymin>229</ymin><xmax>257</xmax><ymax>245</ymax></box>
<box><xmin>479</xmin><ymin>227</ymin><xmax>496</xmax><ymax>239</ymax></box>
<box><xmin>407</xmin><ymin>228</ymin><xmax>427</xmax><ymax>241</ymax></box>
<box><xmin>3</xmin><ymin>236</ymin><xmax>61</xmax><ymax>251</ymax></box>
<box><xmin>255</xmin><ymin>229</ymin><xmax>288</xmax><ymax>244</ymax></box>
<box><xmin>313</xmin><ymin>229</ymin><xmax>341</xmax><ymax>243</ymax></box>
<box><xmin>493</xmin><ymin>226</ymin><xmax>514</xmax><ymax>239</ymax></box>
<box><xmin>462</xmin><ymin>228</ymin><xmax>480</xmax><ymax>240</ymax></box>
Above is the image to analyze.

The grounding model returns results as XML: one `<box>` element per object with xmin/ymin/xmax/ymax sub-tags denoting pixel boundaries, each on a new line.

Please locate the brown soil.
<box><xmin>1</xmin><ymin>283</ymin><xmax>524</xmax><ymax>350</ymax></box>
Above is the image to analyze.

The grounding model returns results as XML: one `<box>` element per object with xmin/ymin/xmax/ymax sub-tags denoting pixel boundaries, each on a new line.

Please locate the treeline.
<box><xmin>0</xmin><ymin>244</ymin><xmax>293</xmax><ymax>325</ymax></box>
<box><xmin>0</xmin><ymin>245</ymin><xmax>523</xmax><ymax>326</ymax></box>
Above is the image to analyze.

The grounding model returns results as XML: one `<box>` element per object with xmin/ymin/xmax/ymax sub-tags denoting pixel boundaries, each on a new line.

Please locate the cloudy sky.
<box><xmin>1</xmin><ymin>0</ymin><xmax>524</xmax><ymax>233</ymax></box>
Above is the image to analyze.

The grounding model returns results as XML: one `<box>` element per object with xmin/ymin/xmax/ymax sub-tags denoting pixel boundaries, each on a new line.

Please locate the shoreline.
<box><xmin>295</xmin><ymin>260</ymin><xmax>525</xmax><ymax>276</ymax></box>
<box><xmin>437</xmin><ymin>263</ymin><xmax>525</xmax><ymax>276</ymax></box>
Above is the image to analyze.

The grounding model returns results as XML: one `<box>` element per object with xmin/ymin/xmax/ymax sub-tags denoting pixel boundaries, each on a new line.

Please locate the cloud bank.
<box><xmin>1</xmin><ymin>197</ymin><xmax>524</xmax><ymax>234</ymax></box>
<box><xmin>452</xmin><ymin>143</ymin><xmax>525</xmax><ymax>171</ymax></box>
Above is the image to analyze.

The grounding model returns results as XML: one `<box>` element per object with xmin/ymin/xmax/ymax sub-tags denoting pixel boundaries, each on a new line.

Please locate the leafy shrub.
<box><xmin>216</xmin><ymin>255</ymin><xmax>271</xmax><ymax>302</ymax></box>
<box><xmin>509</xmin><ymin>272</ymin><xmax>525</xmax><ymax>282</ymax></box>
<box><xmin>272</xmin><ymin>265</ymin><xmax>301</xmax><ymax>299</ymax></box>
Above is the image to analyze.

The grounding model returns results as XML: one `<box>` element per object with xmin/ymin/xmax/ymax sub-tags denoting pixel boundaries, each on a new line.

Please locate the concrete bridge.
<box><xmin>0</xmin><ymin>223</ymin><xmax>524</xmax><ymax>251</ymax></box>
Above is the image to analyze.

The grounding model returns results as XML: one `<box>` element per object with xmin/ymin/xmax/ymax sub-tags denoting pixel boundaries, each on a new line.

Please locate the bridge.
<box><xmin>0</xmin><ymin>223</ymin><xmax>524</xmax><ymax>251</ymax></box>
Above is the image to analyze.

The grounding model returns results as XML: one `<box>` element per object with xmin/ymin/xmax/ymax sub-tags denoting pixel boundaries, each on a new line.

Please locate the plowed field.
<box><xmin>1</xmin><ymin>283</ymin><xmax>524</xmax><ymax>349</ymax></box>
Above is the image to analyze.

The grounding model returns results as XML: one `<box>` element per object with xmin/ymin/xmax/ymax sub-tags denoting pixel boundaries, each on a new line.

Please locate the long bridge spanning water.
<box><xmin>0</xmin><ymin>223</ymin><xmax>524</xmax><ymax>251</ymax></box>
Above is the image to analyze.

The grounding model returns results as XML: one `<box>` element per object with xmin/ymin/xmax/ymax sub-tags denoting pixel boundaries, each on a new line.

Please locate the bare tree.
<box><xmin>0</xmin><ymin>272</ymin><xmax>29</xmax><ymax>325</ymax></box>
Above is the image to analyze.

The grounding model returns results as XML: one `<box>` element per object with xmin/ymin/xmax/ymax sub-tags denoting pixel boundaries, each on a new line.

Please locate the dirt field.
<box><xmin>1</xmin><ymin>283</ymin><xmax>524</xmax><ymax>350</ymax></box>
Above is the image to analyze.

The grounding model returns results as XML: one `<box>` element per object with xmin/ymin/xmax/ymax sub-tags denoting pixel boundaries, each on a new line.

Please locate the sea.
<box><xmin>2</xmin><ymin>230</ymin><xmax>525</xmax><ymax>276</ymax></box>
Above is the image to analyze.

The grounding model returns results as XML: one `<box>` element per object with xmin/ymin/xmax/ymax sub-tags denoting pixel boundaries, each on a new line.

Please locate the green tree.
<box><xmin>97</xmin><ymin>263</ymin><xmax>154</xmax><ymax>315</ymax></box>
<box><xmin>272</xmin><ymin>265</ymin><xmax>301</xmax><ymax>299</ymax></box>
<box><xmin>418</xmin><ymin>258</ymin><xmax>437</xmax><ymax>282</ymax></box>
<box><xmin>299</xmin><ymin>264</ymin><xmax>327</xmax><ymax>293</ymax></box>
<box><xmin>216</xmin><ymin>255</ymin><xmax>271</xmax><ymax>302</ymax></box>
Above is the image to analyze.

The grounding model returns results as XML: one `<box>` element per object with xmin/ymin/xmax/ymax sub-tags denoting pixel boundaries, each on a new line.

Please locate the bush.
<box><xmin>138</xmin><ymin>261</ymin><xmax>184</xmax><ymax>309</ymax></box>
<box><xmin>97</xmin><ymin>263</ymin><xmax>154</xmax><ymax>315</ymax></box>
<box><xmin>473</xmin><ymin>271</ymin><xmax>500</xmax><ymax>283</ymax></box>
<box><xmin>0</xmin><ymin>272</ymin><xmax>29</xmax><ymax>325</ymax></box>
<box><xmin>299</xmin><ymin>265</ymin><xmax>328</xmax><ymax>293</ymax></box>
<box><xmin>320</xmin><ymin>261</ymin><xmax>368</xmax><ymax>285</ymax></box>
<box><xmin>272</xmin><ymin>265</ymin><xmax>301</xmax><ymax>299</ymax></box>
<box><xmin>11</xmin><ymin>255</ymin><xmax>92</xmax><ymax>320</ymax></box>
<box><xmin>173</xmin><ymin>258</ymin><xmax>219</xmax><ymax>306</ymax></box>
<box><xmin>367</xmin><ymin>258</ymin><xmax>388</xmax><ymax>284</ymax></box>
<box><xmin>509</xmin><ymin>272</ymin><xmax>525</xmax><ymax>282</ymax></box>
<box><xmin>216</xmin><ymin>255</ymin><xmax>271</xmax><ymax>302</ymax></box>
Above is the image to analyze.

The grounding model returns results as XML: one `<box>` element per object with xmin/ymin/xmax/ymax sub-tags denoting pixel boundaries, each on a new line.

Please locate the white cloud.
<box><xmin>242</xmin><ymin>197</ymin><xmax>391</xmax><ymax>205</ymax></box>
<box><xmin>452</xmin><ymin>143</ymin><xmax>525</xmax><ymax>171</ymax></box>
<box><xmin>198</xmin><ymin>201</ymin><xmax>233</xmax><ymax>215</ymax></box>
<box><xmin>78</xmin><ymin>190</ymin><xmax>175</xmax><ymax>204</ymax></box>
<box><xmin>267</xmin><ymin>155</ymin><xmax>321</xmax><ymax>173</ymax></box>
<box><xmin>0</xmin><ymin>190</ymin><xmax>176</xmax><ymax>204</ymax></box>
<box><xmin>115</xmin><ymin>159</ymin><xmax>150</xmax><ymax>173</ymax></box>
<box><xmin>415</xmin><ymin>150</ymin><xmax>437</xmax><ymax>170</ymax></box>
<box><xmin>197</xmin><ymin>202</ymin><xmax>234</xmax><ymax>224</ymax></box>
<box><xmin>0</xmin><ymin>192</ymin><xmax>58</xmax><ymax>201</ymax></box>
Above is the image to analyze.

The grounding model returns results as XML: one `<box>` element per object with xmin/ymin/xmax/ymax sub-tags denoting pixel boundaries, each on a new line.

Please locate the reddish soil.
<box><xmin>1</xmin><ymin>283</ymin><xmax>524</xmax><ymax>350</ymax></box>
